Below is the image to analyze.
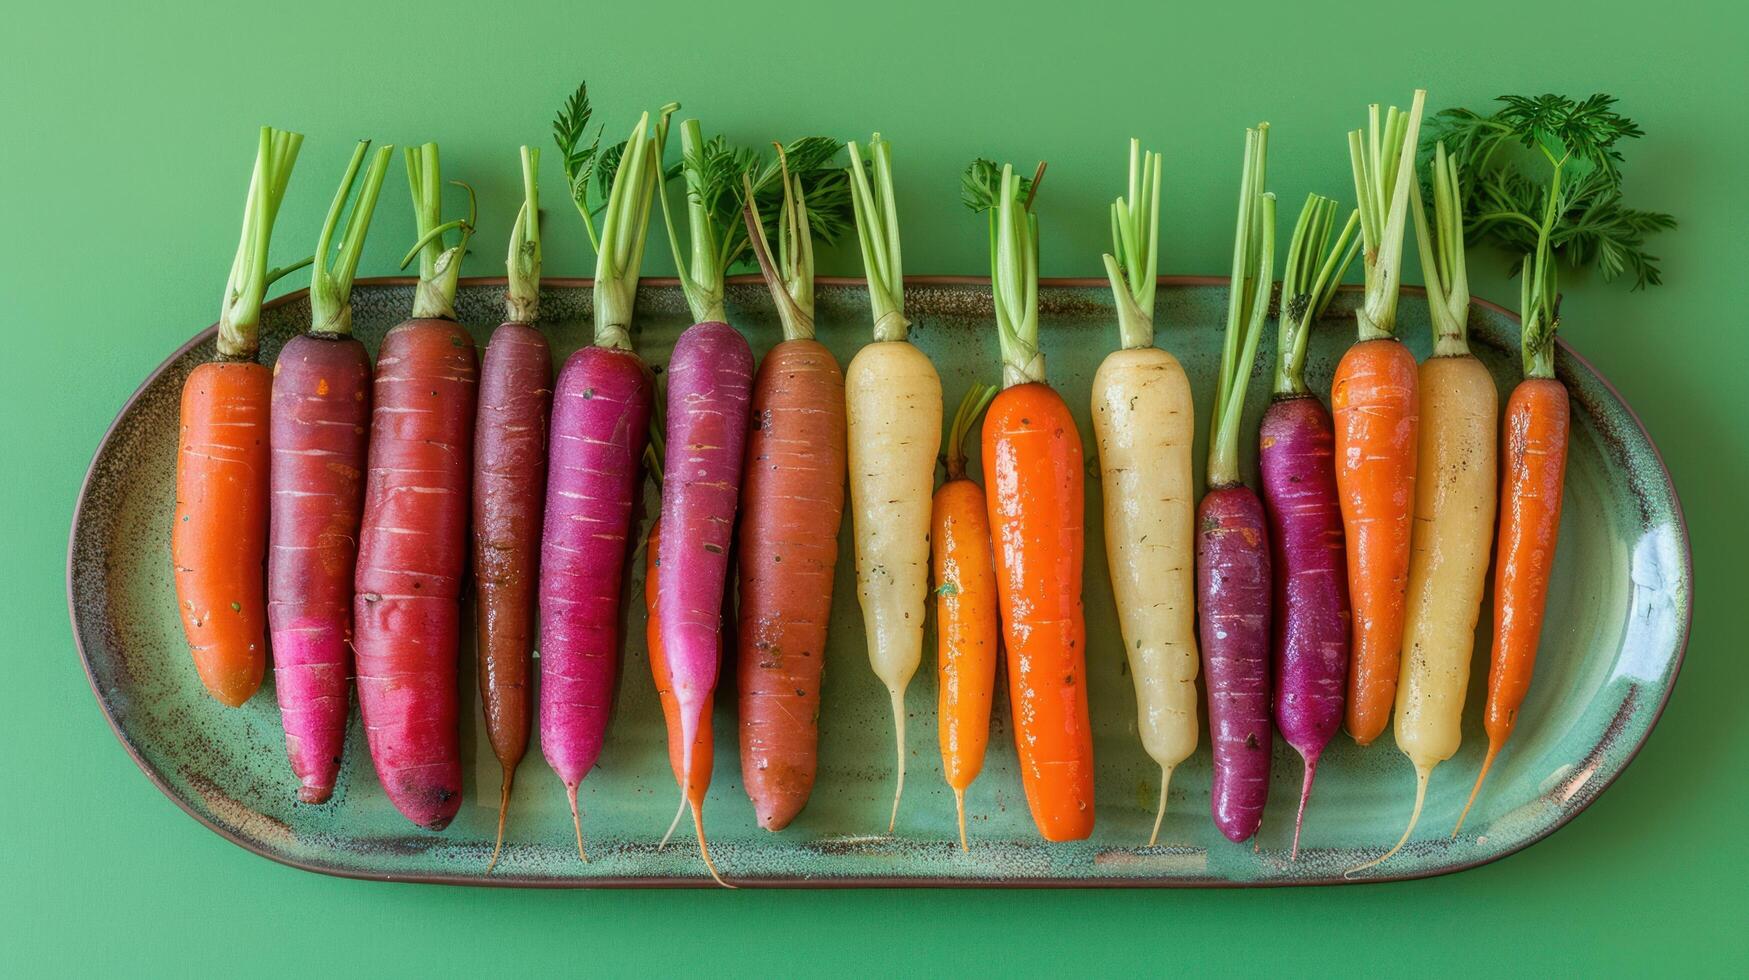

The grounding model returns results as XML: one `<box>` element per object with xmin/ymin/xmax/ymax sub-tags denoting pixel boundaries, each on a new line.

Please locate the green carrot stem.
<box><xmin>1208</xmin><ymin>125</ymin><xmax>1275</xmax><ymax>487</ymax></box>
<box><xmin>1100</xmin><ymin>138</ymin><xmax>1162</xmax><ymax>351</ymax></box>
<box><xmin>504</xmin><ymin>146</ymin><xmax>542</xmax><ymax>325</ymax></box>
<box><xmin>944</xmin><ymin>383</ymin><xmax>997</xmax><ymax>480</ymax></box>
<box><xmin>311</xmin><ymin>141</ymin><xmax>394</xmax><ymax>337</ymax></box>
<box><xmin>1273</xmin><ymin>194</ymin><xmax>1360</xmax><ymax>397</ymax></box>
<box><xmin>988</xmin><ymin>163</ymin><xmax>1043</xmax><ymax>388</ymax></box>
<box><xmin>741</xmin><ymin>144</ymin><xmax>816</xmax><ymax>342</ymax></box>
<box><xmin>216</xmin><ymin>126</ymin><xmax>304</xmax><ymax>359</ymax></box>
<box><xmin>1347</xmin><ymin>90</ymin><xmax>1426</xmax><ymax>342</ymax></box>
<box><xmin>847</xmin><ymin>135</ymin><xmax>909</xmax><ymax>342</ymax></box>
<box><xmin>402</xmin><ymin>143</ymin><xmax>475</xmax><ymax>321</ymax></box>
<box><xmin>1410</xmin><ymin>141</ymin><xmax>1471</xmax><ymax>358</ymax></box>
<box><xmin>593</xmin><ymin>108</ymin><xmax>673</xmax><ymax>349</ymax></box>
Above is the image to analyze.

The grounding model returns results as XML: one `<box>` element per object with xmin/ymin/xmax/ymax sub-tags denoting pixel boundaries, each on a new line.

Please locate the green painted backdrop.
<box><xmin>5</xmin><ymin>0</ymin><xmax>1742</xmax><ymax>973</ymax></box>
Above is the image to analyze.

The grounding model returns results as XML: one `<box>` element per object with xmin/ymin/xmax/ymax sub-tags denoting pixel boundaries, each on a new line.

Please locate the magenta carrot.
<box><xmin>353</xmin><ymin>143</ymin><xmax>478</xmax><ymax>831</ymax></box>
<box><xmin>1196</xmin><ymin>125</ymin><xmax>1276</xmax><ymax>844</ymax></box>
<box><xmin>539</xmin><ymin>97</ymin><xmax>666</xmax><ymax>859</ymax></box>
<box><xmin>268</xmin><ymin>139</ymin><xmax>392</xmax><ymax>804</ymax></box>
<box><xmin>1259</xmin><ymin>192</ymin><xmax>1360</xmax><ymax>857</ymax></box>
<box><xmin>474</xmin><ymin>146</ymin><xmax>551</xmax><ymax>870</ymax></box>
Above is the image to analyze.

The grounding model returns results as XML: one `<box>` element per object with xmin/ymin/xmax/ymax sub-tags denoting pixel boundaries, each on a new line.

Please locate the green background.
<box><xmin>4</xmin><ymin>0</ymin><xmax>1742</xmax><ymax>974</ymax></box>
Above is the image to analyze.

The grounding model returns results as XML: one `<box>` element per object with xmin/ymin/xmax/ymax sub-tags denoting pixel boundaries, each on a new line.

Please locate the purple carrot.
<box><xmin>474</xmin><ymin>147</ymin><xmax>551</xmax><ymax>870</ymax></box>
<box><xmin>1263</xmin><ymin>192</ymin><xmax>1361</xmax><ymax>857</ymax></box>
<box><xmin>539</xmin><ymin>107</ymin><xmax>664</xmax><ymax>860</ymax></box>
<box><xmin>1196</xmin><ymin>126</ymin><xmax>1275</xmax><ymax>843</ymax></box>
<box><xmin>268</xmin><ymin>141</ymin><xmax>392</xmax><ymax>804</ymax></box>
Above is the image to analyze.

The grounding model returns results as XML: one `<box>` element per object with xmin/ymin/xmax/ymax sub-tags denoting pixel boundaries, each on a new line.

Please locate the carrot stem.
<box><xmin>504</xmin><ymin>146</ymin><xmax>542</xmax><ymax>325</ymax></box>
<box><xmin>944</xmin><ymin>383</ymin><xmax>997</xmax><ymax>481</ymax></box>
<box><xmin>1409</xmin><ymin>141</ymin><xmax>1471</xmax><ymax>358</ymax></box>
<box><xmin>847</xmin><ymin>134</ymin><xmax>909</xmax><ymax>341</ymax></box>
<box><xmin>1100</xmin><ymin>138</ymin><xmax>1162</xmax><ymax>350</ymax></box>
<box><xmin>310</xmin><ymin>141</ymin><xmax>393</xmax><ymax>337</ymax></box>
<box><xmin>1207</xmin><ymin>126</ymin><xmax>1275</xmax><ymax>487</ymax></box>
<box><xmin>594</xmin><ymin>109</ymin><xmax>674</xmax><ymax>348</ymax></box>
<box><xmin>217</xmin><ymin>126</ymin><xmax>304</xmax><ymax>358</ymax></box>
<box><xmin>1274</xmin><ymin>194</ymin><xmax>1360</xmax><ymax>396</ymax></box>
<box><xmin>402</xmin><ymin>143</ymin><xmax>475</xmax><ymax>320</ymax></box>
<box><xmin>1346</xmin><ymin>91</ymin><xmax>1426</xmax><ymax>342</ymax></box>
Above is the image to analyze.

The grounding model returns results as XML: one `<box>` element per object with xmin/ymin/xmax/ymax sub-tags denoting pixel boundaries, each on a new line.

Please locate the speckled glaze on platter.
<box><xmin>67</xmin><ymin>276</ymin><xmax>1690</xmax><ymax>887</ymax></box>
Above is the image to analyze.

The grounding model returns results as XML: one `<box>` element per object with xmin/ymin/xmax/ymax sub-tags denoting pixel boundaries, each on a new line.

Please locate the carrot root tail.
<box><xmin>1291</xmin><ymin>751</ymin><xmax>1319</xmax><ymax>861</ymax></box>
<box><xmin>691</xmin><ymin>801</ymin><xmax>734</xmax><ymax>889</ymax></box>
<box><xmin>1346</xmin><ymin>764</ymin><xmax>1430</xmax><ymax>878</ymax></box>
<box><xmin>659</xmin><ymin>791</ymin><xmax>687</xmax><ymax>850</ymax></box>
<box><xmin>887</xmin><ymin>686</ymin><xmax>907</xmax><ymax>835</ymax></box>
<box><xmin>1453</xmin><ymin>742</ymin><xmax>1501</xmax><ymax>838</ymax></box>
<box><xmin>566</xmin><ymin>783</ymin><xmax>589</xmax><ymax>864</ymax></box>
<box><xmin>486</xmin><ymin>766</ymin><xmax>514</xmax><ymax>873</ymax></box>
<box><xmin>954</xmin><ymin>787</ymin><xmax>968</xmax><ymax>853</ymax></box>
<box><xmin>1148</xmin><ymin>765</ymin><xmax>1175</xmax><ymax>848</ymax></box>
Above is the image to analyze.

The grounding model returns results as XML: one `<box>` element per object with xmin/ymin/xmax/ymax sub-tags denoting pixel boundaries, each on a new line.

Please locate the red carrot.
<box><xmin>268</xmin><ymin>139</ymin><xmax>391</xmax><ymax>803</ymax></box>
<box><xmin>353</xmin><ymin>144</ymin><xmax>478</xmax><ymax>830</ymax></box>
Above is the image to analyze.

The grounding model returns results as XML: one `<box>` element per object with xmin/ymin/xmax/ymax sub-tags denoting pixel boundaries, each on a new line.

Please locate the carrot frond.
<box><xmin>1100</xmin><ymin>138</ymin><xmax>1163</xmax><ymax>350</ymax></box>
<box><xmin>217</xmin><ymin>126</ymin><xmax>304</xmax><ymax>358</ymax></box>
<box><xmin>741</xmin><ymin>144</ymin><xmax>817</xmax><ymax>342</ymax></box>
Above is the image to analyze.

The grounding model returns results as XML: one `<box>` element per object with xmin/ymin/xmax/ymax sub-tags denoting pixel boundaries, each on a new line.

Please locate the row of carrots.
<box><xmin>170</xmin><ymin>86</ymin><xmax>1667</xmax><ymax>884</ymax></box>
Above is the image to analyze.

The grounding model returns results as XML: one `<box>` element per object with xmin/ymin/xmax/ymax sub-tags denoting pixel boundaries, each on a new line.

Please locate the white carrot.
<box><xmin>845</xmin><ymin>135</ymin><xmax>943</xmax><ymax>833</ymax></box>
<box><xmin>1089</xmin><ymin>139</ymin><xmax>1199</xmax><ymax>846</ymax></box>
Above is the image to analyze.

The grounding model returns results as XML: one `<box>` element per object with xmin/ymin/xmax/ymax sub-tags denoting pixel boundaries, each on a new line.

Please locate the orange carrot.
<box><xmin>1334</xmin><ymin>92</ymin><xmax>1425</xmax><ymax>746</ymax></box>
<box><xmin>933</xmin><ymin>384</ymin><xmax>999</xmax><ymax>851</ymax></box>
<box><xmin>174</xmin><ymin>126</ymin><xmax>302</xmax><ymax>708</ymax></box>
<box><xmin>966</xmin><ymin>159</ymin><xmax>1096</xmax><ymax>842</ymax></box>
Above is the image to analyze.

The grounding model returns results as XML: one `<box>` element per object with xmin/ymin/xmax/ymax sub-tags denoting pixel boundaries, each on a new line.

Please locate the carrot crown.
<box><xmin>216</xmin><ymin>126</ymin><xmax>303</xmax><ymax>359</ymax></box>
<box><xmin>399</xmin><ymin>144</ymin><xmax>476</xmax><ymax>321</ymax></box>
<box><xmin>591</xmin><ymin>111</ymin><xmax>671</xmax><ymax>349</ymax></box>
<box><xmin>309</xmin><ymin>141</ymin><xmax>393</xmax><ymax>338</ymax></box>
<box><xmin>944</xmin><ymin>383</ymin><xmax>997</xmax><ymax>480</ymax></box>
<box><xmin>963</xmin><ymin>159</ymin><xmax>1044</xmax><ymax>388</ymax></box>
<box><xmin>1410</xmin><ymin>141</ymin><xmax>1470</xmax><ymax>358</ymax></box>
<box><xmin>1346</xmin><ymin>90</ymin><xmax>1426</xmax><ymax>342</ymax></box>
<box><xmin>847</xmin><ymin>135</ymin><xmax>908</xmax><ymax>342</ymax></box>
<box><xmin>1208</xmin><ymin>125</ymin><xmax>1276</xmax><ymax>487</ymax></box>
<box><xmin>1101</xmin><ymin>138</ymin><xmax>1163</xmax><ymax>351</ymax></box>
<box><xmin>742</xmin><ymin>144</ymin><xmax>817</xmax><ymax>342</ymax></box>
<box><xmin>504</xmin><ymin>146</ymin><xmax>543</xmax><ymax>325</ymax></box>
<box><xmin>1273</xmin><ymin>193</ymin><xmax>1360</xmax><ymax>397</ymax></box>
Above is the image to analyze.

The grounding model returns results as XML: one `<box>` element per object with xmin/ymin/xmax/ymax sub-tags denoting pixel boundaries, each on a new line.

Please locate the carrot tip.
<box><xmin>1345</xmin><ymin>764</ymin><xmax>1429</xmax><ymax>878</ymax></box>
<box><xmin>691</xmin><ymin>802</ymin><xmax>734</xmax><ymax>889</ymax></box>
<box><xmin>887</xmin><ymin>687</ymin><xmax>907</xmax><ymax>836</ymax></box>
<box><xmin>1148</xmin><ymin>765</ymin><xmax>1175</xmax><ymax>848</ymax></box>
<box><xmin>954</xmin><ymin>788</ymin><xmax>968</xmax><ymax>853</ymax></box>
<box><xmin>486</xmin><ymin>767</ymin><xmax>514</xmax><ymax>874</ymax></box>
<box><xmin>566</xmin><ymin>783</ymin><xmax>588</xmax><ymax>864</ymax></box>
<box><xmin>1453</xmin><ymin>743</ymin><xmax>1500</xmax><ymax>839</ymax></box>
<box><xmin>1291</xmin><ymin>752</ymin><xmax>1319</xmax><ymax>862</ymax></box>
<box><xmin>659</xmin><ymin>791</ymin><xmax>687</xmax><ymax>850</ymax></box>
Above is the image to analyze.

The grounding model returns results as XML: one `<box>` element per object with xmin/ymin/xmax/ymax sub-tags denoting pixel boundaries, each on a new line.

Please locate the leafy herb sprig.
<box><xmin>1426</xmin><ymin>94</ymin><xmax>1675</xmax><ymax>377</ymax></box>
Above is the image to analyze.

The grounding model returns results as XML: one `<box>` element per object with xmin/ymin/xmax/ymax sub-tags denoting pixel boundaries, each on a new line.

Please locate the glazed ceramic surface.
<box><xmin>67</xmin><ymin>277</ymin><xmax>1690</xmax><ymax>886</ymax></box>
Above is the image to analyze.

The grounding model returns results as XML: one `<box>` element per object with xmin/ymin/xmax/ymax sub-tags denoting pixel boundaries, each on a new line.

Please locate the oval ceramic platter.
<box><xmin>68</xmin><ymin>276</ymin><xmax>1690</xmax><ymax>887</ymax></box>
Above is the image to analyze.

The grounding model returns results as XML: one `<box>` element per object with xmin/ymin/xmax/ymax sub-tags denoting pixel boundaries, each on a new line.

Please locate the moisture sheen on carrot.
<box><xmin>269</xmin><ymin>139</ymin><xmax>391</xmax><ymax>803</ymax></box>
<box><xmin>1196</xmin><ymin>126</ymin><xmax>1276</xmax><ymax>844</ymax></box>
<box><xmin>540</xmin><ymin>102</ymin><xmax>666</xmax><ymax>857</ymax></box>
<box><xmin>474</xmin><ymin>147</ymin><xmax>551</xmax><ymax>868</ymax></box>
<box><xmin>353</xmin><ymin>143</ymin><xmax>478</xmax><ymax>831</ymax></box>
<box><xmin>966</xmin><ymin>158</ymin><xmax>1096</xmax><ymax>842</ymax></box>
<box><xmin>1434</xmin><ymin>94</ymin><xmax>1673</xmax><ymax>836</ymax></box>
<box><xmin>735</xmin><ymin>154</ymin><xmax>850</xmax><ymax>831</ymax></box>
<box><xmin>845</xmin><ymin>134</ymin><xmax>942</xmax><ymax>833</ymax></box>
<box><xmin>174</xmin><ymin>126</ymin><xmax>302</xmax><ymax>709</ymax></box>
<box><xmin>1334</xmin><ymin>91</ymin><xmax>1426</xmax><ymax>747</ymax></box>
<box><xmin>1261</xmin><ymin>192</ymin><xmax>1360</xmax><ymax>856</ymax></box>
<box><xmin>1089</xmin><ymin>139</ymin><xmax>1200</xmax><ymax>846</ymax></box>
<box><xmin>932</xmin><ymin>384</ymin><xmax>998</xmax><ymax>851</ymax></box>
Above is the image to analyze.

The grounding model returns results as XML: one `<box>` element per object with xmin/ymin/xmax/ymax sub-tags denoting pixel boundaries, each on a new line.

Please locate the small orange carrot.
<box><xmin>1333</xmin><ymin>91</ymin><xmax>1425</xmax><ymax>746</ymax></box>
<box><xmin>174</xmin><ymin>126</ymin><xmax>302</xmax><ymax>708</ymax></box>
<box><xmin>933</xmin><ymin>384</ymin><xmax>999</xmax><ymax>851</ymax></box>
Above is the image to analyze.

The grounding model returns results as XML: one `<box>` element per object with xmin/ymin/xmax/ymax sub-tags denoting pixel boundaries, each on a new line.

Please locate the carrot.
<box><xmin>1432</xmin><ymin>94</ymin><xmax>1673</xmax><ymax>836</ymax></box>
<box><xmin>175</xmin><ymin>126</ymin><xmax>302</xmax><ymax>708</ymax></box>
<box><xmin>845</xmin><ymin>135</ymin><xmax>943</xmax><ymax>833</ymax></box>
<box><xmin>1089</xmin><ymin>139</ymin><xmax>1200</xmax><ymax>845</ymax></box>
<box><xmin>932</xmin><ymin>383</ymin><xmax>999</xmax><ymax>851</ymax></box>
<box><xmin>1351</xmin><ymin>140</ymin><xmax>1496</xmax><ymax>874</ymax></box>
<box><xmin>268</xmin><ymin>139</ymin><xmax>391</xmax><ymax>803</ymax></box>
<box><xmin>352</xmin><ymin>143</ymin><xmax>478</xmax><ymax>831</ymax></box>
<box><xmin>1333</xmin><ymin>91</ymin><xmax>1426</xmax><ymax>747</ymax></box>
<box><xmin>474</xmin><ymin>147</ymin><xmax>551</xmax><ymax>870</ymax></box>
<box><xmin>1196</xmin><ymin>126</ymin><xmax>1276</xmax><ymax>844</ymax></box>
<box><xmin>965</xmin><ymin>159</ymin><xmax>1096</xmax><ymax>842</ymax></box>
<box><xmin>733</xmin><ymin>151</ymin><xmax>850</xmax><ymax>831</ymax></box>
<box><xmin>540</xmin><ymin>103</ymin><xmax>666</xmax><ymax>860</ymax></box>
<box><xmin>1262</xmin><ymin>190</ymin><xmax>1361</xmax><ymax>856</ymax></box>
